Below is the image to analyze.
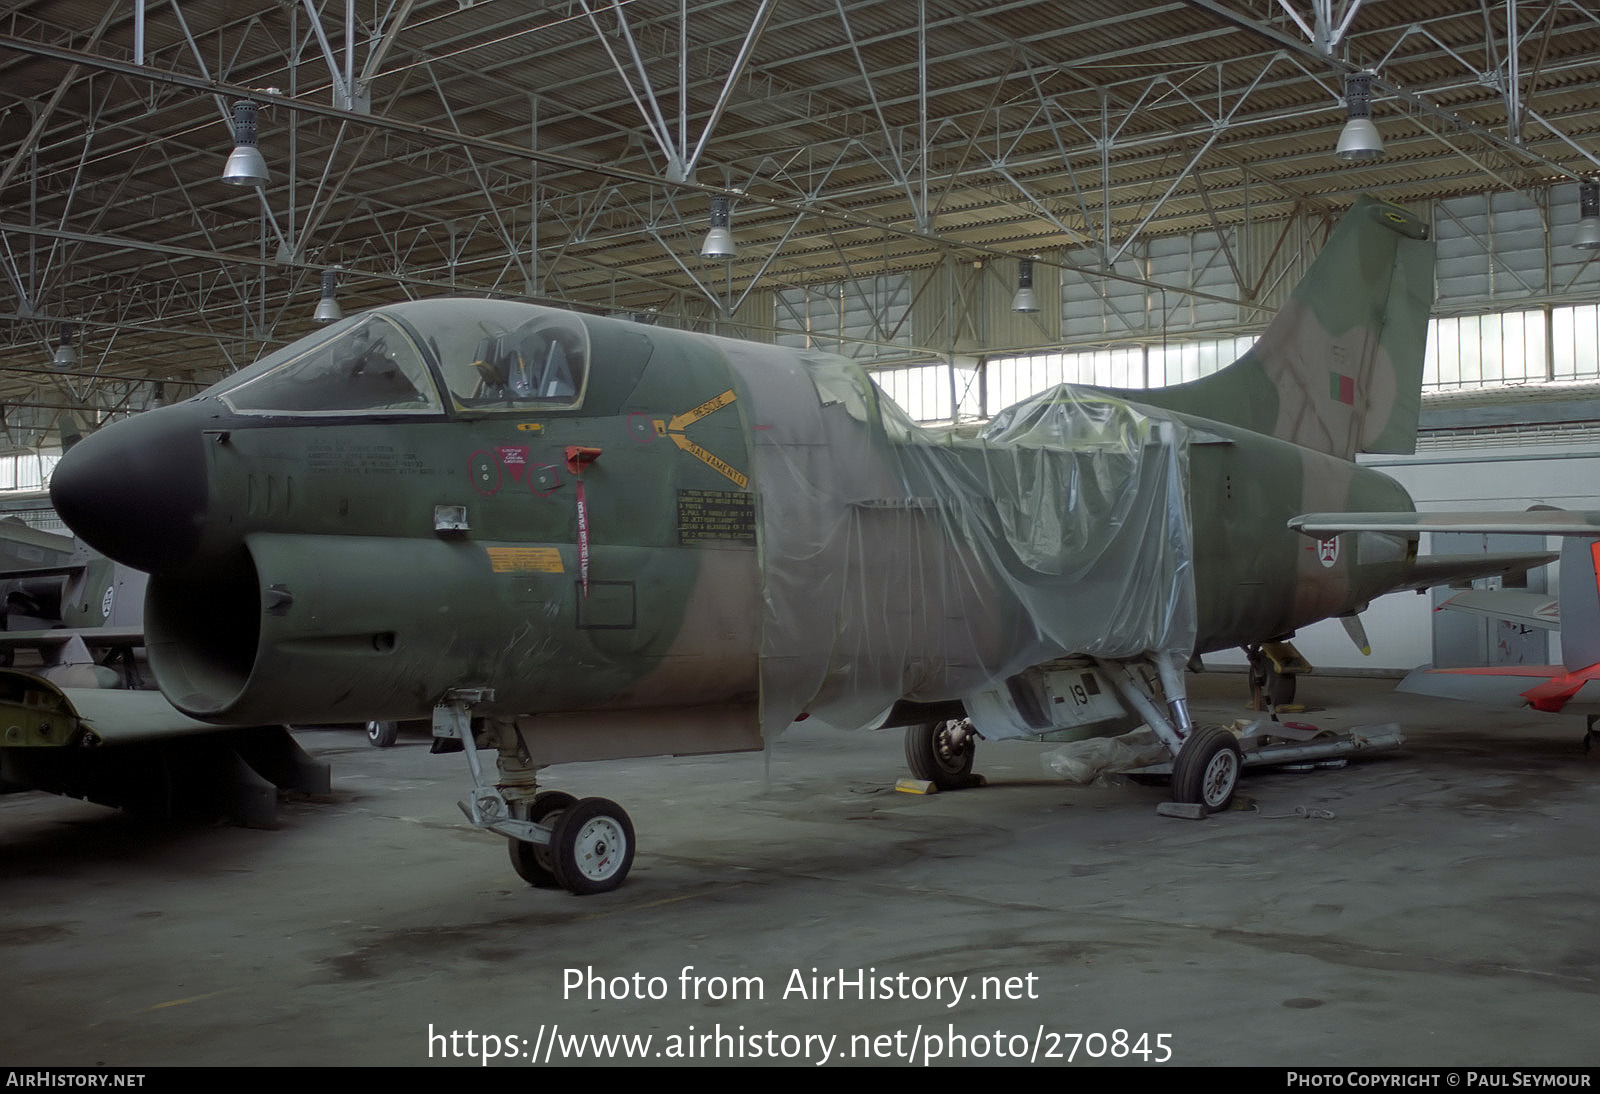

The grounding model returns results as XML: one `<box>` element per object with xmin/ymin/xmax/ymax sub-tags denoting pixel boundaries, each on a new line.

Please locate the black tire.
<box><xmin>366</xmin><ymin>720</ymin><xmax>399</xmax><ymax>748</ymax></box>
<box><xmin>550</xmin><ymin>797</ymin><xmax>635</xmax><ymax>895</ymax></box>
<box><xmin>904</xmin><ymin>719</ymin><xmax>976</xmax><ymax>790</ymax></box>
<box><xmin>1266</xmin><ymin>668</ymin><xmax>1297</xmax><ymax>708</ymax></box>
<box><xmin>1171</xmin><ymin>725</ymin><xmax>1243</xmax><ymax>813</ymax></box>
<box><xmin>508</xmin><ymin>790</ymin><xmax>578</xmax><ymax>889</ymax></box>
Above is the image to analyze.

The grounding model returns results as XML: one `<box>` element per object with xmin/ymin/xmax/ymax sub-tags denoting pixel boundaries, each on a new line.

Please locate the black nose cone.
<box><xmin>51</xmin><ymin>404</ymin><xmax>209</xmax><ymax>574</ymax></box>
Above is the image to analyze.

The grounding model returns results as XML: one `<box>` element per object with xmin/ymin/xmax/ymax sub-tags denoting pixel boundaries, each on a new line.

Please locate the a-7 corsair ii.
<box><xmin>48</xmin><ymin>196</ymin><xmax>1563</xmax><ymax>893</ymax></box>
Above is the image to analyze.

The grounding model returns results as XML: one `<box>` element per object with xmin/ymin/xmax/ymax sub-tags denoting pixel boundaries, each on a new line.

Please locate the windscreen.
<box><xmin>218</xmin><ymin>314</ymin><xmax>443</xmax><ymax>416</ymax></box>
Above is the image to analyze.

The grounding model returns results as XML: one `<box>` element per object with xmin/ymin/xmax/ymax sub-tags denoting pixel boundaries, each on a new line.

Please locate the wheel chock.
<box><xmin>896</xmin><ymin>778</ymin><xmax>938</xmax><ymax>794</ymax></box>
<box><xmin>1156</xmin><ymin>801</ymin><xmax>1208</xmax><ymax>819</ymax></box>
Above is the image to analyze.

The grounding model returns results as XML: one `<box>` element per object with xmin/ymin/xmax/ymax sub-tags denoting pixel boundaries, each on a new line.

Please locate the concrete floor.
<box><xmin>2</xmin><ymin>672</ymin><xmax>1598</xmax><ymax>1068</ymax></box>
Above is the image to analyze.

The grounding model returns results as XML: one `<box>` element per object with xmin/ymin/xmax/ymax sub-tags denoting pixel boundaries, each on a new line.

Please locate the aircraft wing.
<box><xmin>60</xmin><ymin>686</ymin><xmax>230</xmax><ymax>744</ymax></box>
<box><xmin>1290</xmin><ymin>510</ymin><xmax>1600</xmax><ymax>537</ymax></box>
<box><xmin>0</xmin><ymin>564</ymin><xmax>86</xmax><ymax>580</ymax></box>
<box><xmin>0</xmin><ymin>669</ymin><xmax>329</xmax><ymax>825</ymax></box>
<box><xmin>1395</xmin><ymin>535</ymin><xmax>1600</xmax><ymax>722</ymax></box>
<box><xmin>1398</xmin><ymin>663</ymin><xmax>1600</xmax><ymax>717</ymax></box>
<box><xmin>1433</xmin><ymin>589</ymin><xmax>1560</xmax><ymax>631</ymax></box>
<box><xmin>0</xmin><ymin>519</ymin><xmax>77</xmax><ymax>558</ymax></box>
<box><xmin>0</xmin><ymin>626</ymin><xmax>144</xmax><ymax>651</ymax></box>
<box><xmin>0</xmin><ymin>670</ymin><xmax>221</xmax><ymax>746</ymax></box>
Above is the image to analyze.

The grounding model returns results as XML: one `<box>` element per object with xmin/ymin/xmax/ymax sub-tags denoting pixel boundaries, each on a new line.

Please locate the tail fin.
<box><xmin>1129</xmin><ymin>196</ymin><xmax>1435</xmax><ymax>460</ymax></box>
<box><xmin>1559</xmin><ymin>537</ymin><xmax>1600</xmax><ymax>673</ymax></box>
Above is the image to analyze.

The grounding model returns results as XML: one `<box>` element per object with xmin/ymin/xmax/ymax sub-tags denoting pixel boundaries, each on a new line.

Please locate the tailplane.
<box><xmin>1129</xmin><ymin>196</ymin><xmax>1435</xmax><ymax>460</ymax></box>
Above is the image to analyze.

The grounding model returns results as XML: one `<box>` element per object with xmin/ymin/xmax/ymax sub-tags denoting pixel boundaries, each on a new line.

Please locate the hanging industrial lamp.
<box><xmin>1011</xmin><ymin>257</ymin><xmax>1040</xmax><ymax>313</ymax></box>
<box><xmin>1335</xmin><ymin>72</ymin><xmax>1384</xmax><ymax>162</ymax></box>
<box><xmin>221</xmin><ymin>100</ymin><xmax>269</xmax><ymax>187</ymax></box>
<box><xmin>700</xmin><ymin>195</ymin><xmax>736</xmax><ymax>258</ymax></box>
<box><xmin>313</xmin><ymin>268</ymin><xmax>343</xmax><ymax>323</ymax></box>
<box><xmin>52</xmin><ymin>323</ymin><xmax>77</xmax><ymax>368</ymax></box>
<box><xmin>1575</xmin><ymin>181</ymin><xmax>1600</xmax><ymax>251</ymax></box>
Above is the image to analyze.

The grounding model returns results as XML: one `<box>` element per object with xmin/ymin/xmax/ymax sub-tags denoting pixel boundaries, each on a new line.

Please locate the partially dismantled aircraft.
<box><xmin>0</xmin><ymin>517</ymin><xmax>146</xmax><ymax>689</ymax></box>
<box><xmin>44</xmin><ymin>196</ymin><xmax>1579</xmax><ymax>893</ymax></box>
<box><xmin>0</xmin><ymin>521</ymin><xmax>329</xmax><ymax>823</ymax></box>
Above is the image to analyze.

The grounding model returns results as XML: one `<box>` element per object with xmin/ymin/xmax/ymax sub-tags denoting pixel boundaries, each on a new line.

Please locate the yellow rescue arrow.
<box><xmin>670</xmin><ymin>433</ymin><xmax>749</xmax><ymax>490</ymax></box>
<box><xmin>667</xmin><ymin>389</ymin><xmax>737</xmax><ymax>433</ymax></box>
<box><xmin>666</xmin><ymin>388</ymin><xmax>748</xmax><ymax>489</ymax></box>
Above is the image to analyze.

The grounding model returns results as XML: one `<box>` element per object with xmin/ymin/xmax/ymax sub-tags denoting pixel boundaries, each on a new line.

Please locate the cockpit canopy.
<box><xmin>212</xmin><ymin>299</ymin><xmax>592</xmax><ymax>417</ymax></box>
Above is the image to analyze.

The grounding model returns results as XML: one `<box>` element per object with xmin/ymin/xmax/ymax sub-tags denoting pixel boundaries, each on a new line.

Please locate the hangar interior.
<box><xmin>5</xmin><ymin>1</ymin><xmax>1600</xmax><ymax>671</ymax></box>
<box><xmin>6</xmin><ymin>3</ymin><xmax>1600</xmax><ymax>1070</ymax></box>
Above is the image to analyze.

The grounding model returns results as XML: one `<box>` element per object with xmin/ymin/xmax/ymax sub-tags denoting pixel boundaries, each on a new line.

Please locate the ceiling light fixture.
<box><xmin>1575</xmin><ymin>181</ymin><xmax>1600</xmax><ymax>251</ymax></box>
<box><xmin>1012</xmin><ymin>257</ymin><xmax>1040</xmax><ymax>313</ymax></box>
<box><xmin>221</xmin><ymin>99</ymin><xmax>269</xmax><ymax>187</ymax></box>
<box><xmin>1336</xmin><ymin>72</ymin><xmax>1384</xmax><ymax>162</ymax></box>
<box><xmin>700</xmin><ymin>195</ymin><xmax>736</xmax><ymax>258</ymax></box>
<box><xmin>52</xmin><ymin>323</ymin><xmax>77</xmax><ymax>368</ymax></box>
<box><xmin>313</xmin><ymin>268</ymin><xmax>343</xmax><ymax>323</ymax></box>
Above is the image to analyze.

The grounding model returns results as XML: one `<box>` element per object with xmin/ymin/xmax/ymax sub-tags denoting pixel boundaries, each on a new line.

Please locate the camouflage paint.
<box><xmin>52</xmin><ymin>195</ymin><xmax>1464</xmax><ymax>751</ymax></box>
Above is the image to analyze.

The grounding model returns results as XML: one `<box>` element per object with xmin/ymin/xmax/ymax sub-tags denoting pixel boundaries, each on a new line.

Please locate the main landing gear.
<box><xmin>437</xmin><ymin>689</ymin><xmax>636</xmax><ymax>895</ymax></box>
<box><xmin>1245</xmin><ymin>642</ymin><xmax>1311</xmax><ymax>713</ymax></box>
<box><xmin>903</xmin><ymin>659</ymin><xmax>1244</xmax><ymax>814</ymax></box>
<box><xmin>1169</xmin><ymin>724</ymin><xmax>1243</xmax><ymax>812</ymax></box>
<box><xmin>904</xmin><ymin>718</ymin><xmax>980</xmax><ymax>790</ymax></box>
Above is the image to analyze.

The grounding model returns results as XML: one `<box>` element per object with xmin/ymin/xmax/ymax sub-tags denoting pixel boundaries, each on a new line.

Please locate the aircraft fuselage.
<box><xmin>52</xmin><ymin>299</ymin><xmax>1416</xmax><ymax>739</ymax></box>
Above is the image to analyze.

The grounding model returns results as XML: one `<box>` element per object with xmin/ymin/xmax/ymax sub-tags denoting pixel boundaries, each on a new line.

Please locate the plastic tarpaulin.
<box><xmin>720</xmin><ymin>346</ymin><xmax>1197</xmax><ymax>737</ymax></box>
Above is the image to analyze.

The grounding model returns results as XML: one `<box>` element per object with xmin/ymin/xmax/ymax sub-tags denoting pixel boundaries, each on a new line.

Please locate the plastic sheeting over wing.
<box><xmin>722</xmin><ymin>346</ymin><xmax>1197</xmax><ymax>734</ymax></box>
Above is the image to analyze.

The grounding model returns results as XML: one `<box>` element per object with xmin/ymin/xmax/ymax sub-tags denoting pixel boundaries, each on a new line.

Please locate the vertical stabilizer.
<box><xmin>1128</xmin><ymin>197</ymin><xmax>1435</xmax><ymax>460</ymax></box>
<box><xmin>1559</xmin><ymin>538</ymin><xmax>1600</xmax><ymax>673</ymax></box>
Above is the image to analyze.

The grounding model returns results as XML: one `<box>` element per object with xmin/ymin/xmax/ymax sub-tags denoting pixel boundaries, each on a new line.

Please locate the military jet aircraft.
<box><xmin>46</xmin><ymin>196</ymin><xmax>1568</xmax><ymax>893</ymax></box>
<box><xmin>0</xmin><ymin>520</ymin><xmax>148</xmax><ymax>689</ymax></box>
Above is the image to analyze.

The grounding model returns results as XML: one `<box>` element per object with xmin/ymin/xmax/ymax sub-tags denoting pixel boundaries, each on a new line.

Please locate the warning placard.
<box><xmin>677</xmin><ymin>490</ymin><xmax>757</xmax><ymax>546</ymax></box>
<box><xmin>486</xmin><ymin>547</ymin><xmax>565</xmax><ymax>573</ymax></box>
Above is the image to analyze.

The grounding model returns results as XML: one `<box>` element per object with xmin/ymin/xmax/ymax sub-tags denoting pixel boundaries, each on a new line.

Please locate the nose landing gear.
<box><xmin>439</xmin><ymin>690</ymin><xmax>638</xmax><ymax>895</ymax></box>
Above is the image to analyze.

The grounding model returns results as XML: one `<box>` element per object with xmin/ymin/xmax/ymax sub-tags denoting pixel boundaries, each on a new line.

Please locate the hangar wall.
<box><xmin>768</xmin><ymin>184</ymin><xmax>1600</xmax><ymax>428</ymax></box>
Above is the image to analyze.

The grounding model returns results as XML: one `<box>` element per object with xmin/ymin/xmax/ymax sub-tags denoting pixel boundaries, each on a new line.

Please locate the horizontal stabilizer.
<box><xmin>1389</xmin><ymin>551</ymin><xmax>1556</xmax><ymax>593</ymax></box>
<box><xmin>1291</xmin><ymin>510</ymin><xmax>1600</xmax><ymax>538</ymax></box>
<box><xmin>1435</xmin><ymin>589</ymin><xmax>1560</xmax><ymax>631</ymax></box>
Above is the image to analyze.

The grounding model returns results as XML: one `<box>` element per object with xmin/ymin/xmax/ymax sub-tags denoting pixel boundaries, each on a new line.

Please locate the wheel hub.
<box><xmin>1202</xmin><ymin>750</ymin><xmax>1239</xmax><ymax>807</ymax></box>
<box><xmin>573</xmin><ymin>817</ymin><xmax>626</xmax><ymax>880</ymax></box>
<box><xmin>935</xmin><ymin>723</ymin><xmax>971</xmax><ymax>770</ymax></box>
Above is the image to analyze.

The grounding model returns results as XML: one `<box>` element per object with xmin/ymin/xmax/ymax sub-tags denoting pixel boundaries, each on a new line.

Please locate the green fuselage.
<box><xmin>50</xmin><ymin>300</ymin><xmax>1417</xmax><ymax>734</ymax></box>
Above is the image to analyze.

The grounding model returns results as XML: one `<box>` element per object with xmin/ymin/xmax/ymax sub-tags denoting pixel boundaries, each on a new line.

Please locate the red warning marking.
<box><xmin>496</xmin><ymin>446</ymin><xmax>529</xmax><ymax>482</ymax></box>
<box><xmin>468</xmin><ymin>449</ymin><xmax>502</xmax><ymax>496</ymax></box>
<box><xmin>626</xmin><ymin>413</ymin><xmax>657</xmax><ymax>444</ymax></box>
